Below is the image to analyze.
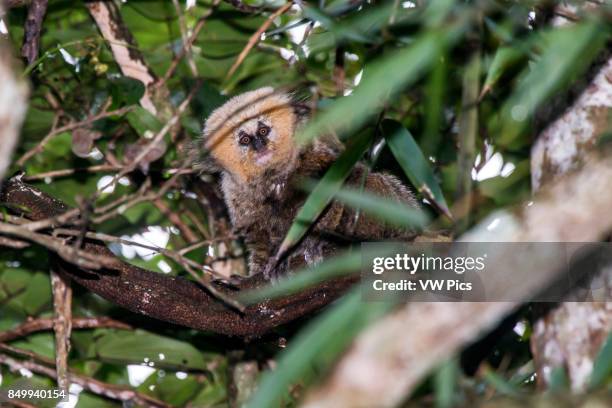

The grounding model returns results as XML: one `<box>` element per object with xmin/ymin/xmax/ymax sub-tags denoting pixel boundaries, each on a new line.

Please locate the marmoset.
<box><xmin>196</xmin><ymin>87</ymin><xmax>419</xmax><ymax>279</ymax></box>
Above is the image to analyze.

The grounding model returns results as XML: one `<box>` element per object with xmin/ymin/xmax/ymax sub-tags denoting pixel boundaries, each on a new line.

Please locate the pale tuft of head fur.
<box><xmin>200</xmin><ymin>87</ymin><xmax>300</xmax><ymax>183</ymax></box>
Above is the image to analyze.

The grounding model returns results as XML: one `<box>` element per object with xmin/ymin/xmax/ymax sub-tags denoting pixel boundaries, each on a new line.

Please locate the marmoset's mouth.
<box><xmin>255</xmin><ymin>150</ymin><xmax>273</xmax><ymax>165</ymax></box>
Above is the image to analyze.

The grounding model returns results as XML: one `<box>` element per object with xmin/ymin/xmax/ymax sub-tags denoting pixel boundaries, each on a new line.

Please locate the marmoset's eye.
<box><xmin>239</xmin><ymin>133</ymin><xmax>251</xmax><ymax>145</ymax></box>
<box><xmin>258</xmin><ymin>126</ymin><xmax>269</xmax><ymax>137</ymax></box>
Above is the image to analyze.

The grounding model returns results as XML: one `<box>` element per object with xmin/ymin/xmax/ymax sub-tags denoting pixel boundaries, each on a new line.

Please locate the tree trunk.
<box><xmin>529</xmin><ymin>9</ymin><xmax>612</xmax><ymax>390</ymax></box>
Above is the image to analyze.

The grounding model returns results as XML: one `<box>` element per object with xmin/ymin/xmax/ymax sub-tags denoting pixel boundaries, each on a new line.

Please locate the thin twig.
<box><xmin>153</xmin><ymin>198</ymin><xmax>199</xmax><ymax>243</ymax></box>
<box><xmin>0</xmin><ymin>353</ymin><xmax>170</xmax><ymax>407</ymax></box>
<box><xmin>159</xmin><ymin>0</ymin><xmax>220</xmax><ymax>87</ymax></box>
<box><xmin>52</xmin><ymin>228</ymin><xmax>246</xmax><ymax>311</ymax></box>
<box><xmin>225</xmin><ymin>2</ymin><xmax>293</xmax><ymax>80</ymax></box>
<box><xmin>224</xmin><ymin>0</ymin><xmax>262</xmax><ymax>13</ymax></box>
<box><xmin>0</xmin><ymin>222</ymin><xmax>117</xmax><ymax>270</ymax></box>
<box><xmin>23</xmin><ymin>164</ymin><xmax>122</xmax><ymax>181</ymax></box>
<box><xmin>0</xmin><ymin>317</ymin><xmax>130</xmax><ymax>342</ymax></box>
<box><xmin>0</xmin><ymin>236</ymin><xmax>30</xmax><ymax>248</ymax></box>
<box><xmin>0</xmin><ymin>342</ymin><xmax>55</xmax><ymax>365</ymax></box>
<box><xmin>96</xmin><ymin>86</ymin><xmax>199</xmax><ymax>195</ymax></box>
<box><xmin>91</xmin><ymin>165</ymin><xmax>188</xmax><ymax>223</ymax></box>
<box><xmin>21</xmin><ymin>208</ymin><xmax>80</xmax><ymax>232</ymax></box>
<box><xmin>172</xmin><ymin>0</ymin><xmax>198</xmax><ymax>76</ymax></box>
<box><xmin>93</xmin><ymin>177</ymin><xmax>151</xmax><ymax>215</ymax></box>
<box><xmin>16</xmin><ymin>106</ymin><xmax>133</xmax><ymax>167</ymax></box>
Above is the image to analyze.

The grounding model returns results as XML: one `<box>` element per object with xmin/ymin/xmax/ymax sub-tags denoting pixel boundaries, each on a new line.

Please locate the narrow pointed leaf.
<box><xmin>382</xmin><ymin>119</ymin><xmax>451</xmax><ymax>219</ymax></box>
<box><xmin>589</xmin><ymin>331</ymin><xmax>612</xmax><ymax>389</ymax></box>
<box><xmin>246</xmin><ymin>289</ymin><xmax>394</xmax><ymax>408</ymax></box>
<box><xmin>276</xmin><ymin>130</ymin><xmax>373</xmax><ymax>256</ymax></box>
<box><xmin>241</xmin><ymin>251</ymin><xmax>361</xmax><ymax>303</ymax></box>
<box><xmin>298</xmin><ymin>30</ymin><xmax>447</xmax><ymax>145</ymax></box>
<box><xmin>498</xmin><ymin>21</ymin><xmax>606</xmax><ymax>146</ymax></box>
<box><xmin>306</xmin><ymin>181</ymin><xmax>429</xmax><ymax>229</ymax></box>
<box><xmin>480</xmin><ymin>46</ymin><xmax>526</xmax><ymax>100</ymax></box>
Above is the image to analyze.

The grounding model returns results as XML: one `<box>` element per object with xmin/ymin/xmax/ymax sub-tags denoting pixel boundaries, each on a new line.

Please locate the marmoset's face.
<box><xmin>203</xmin><ymin>87</ymin><xmax>297</xmax><ymax>182</ymax></box>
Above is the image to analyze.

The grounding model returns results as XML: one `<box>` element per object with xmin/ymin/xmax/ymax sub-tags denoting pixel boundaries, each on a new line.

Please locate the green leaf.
<box><xmin>382</xmin><ymin>119</ymin><xmax>451</xmax><ymax>218</ymax></box>
<box><xmin>590</xmin><ymin>331</ymin><xmax>612</xmax><ymax>389</ymax></box>
<box><xmin>480</xmin><ymin>46</ymin><xmax>526</xmax><ymax>100</ymax></box>
<box><xmin>305</xmin><ymin>181</ymin><xmax>429</xmax><ymax>229</ymax></box>
<box><xmin>126</xmin><ymin>106</ymin><xmax>163</xmax><ymax>137</ymax></box>
<box><xmin>422</xmin><ymin>53</ymin><xmax>448</xmax><ymax>156</ymax></box>
<box><xmin>17</xmin><ymin>273</ymin><xmax>52</xmax><ymax>315</ymax></box>
<box><xmin>297</xmin><ymin>28</ymin><xmax>454</xmax><ymax>145</ymax></box>
<box><xmin>241</xmin><ymin>250</ymin><xmax>361</xmax><ymax>302</ymax></box>
<box><xmin>110</xmin><ymin>77</ymin><xmax>146</xmax><ymax>106</ymax></box>
<box><xmin>276</xmin><ymin>129</ymin><xmax>373</xmax><ymax>256</ymax></box>
<box><xmin>498</xmin><ymin>21</ymin><xmax>606</xmax><ymax>146</ymax></box>
<box><xmin>138</xmin><ymin>370</ymin><xmax>201</xmax><ymax>407</ymax></box>
<box><xmin>94</xmin><ymin>330</ymin><xmax>213</xmax><ymax>370</ymax></box>
<box><xmin>482</xmin><ymin>366</ymin><xmax>521</xmax><ymax>397</ymax></box>
<box><xmin>435</xmin><ymin>358</ymin><xmax>459</xmax><ymax>408</ymax></box>
<box><xmin>548</xmin><ymin>366</ymin><xmax>569</xmax><ymax>393</ymax></box>
<box><xmin>246</xmin><ymin>289</ymin><xmax>394</xmax><ymax>408</ymax></box>
<box><xmin>13</xmin><ymin>333</ymin><xmax>56</xmax><ymax>361</ymax></box>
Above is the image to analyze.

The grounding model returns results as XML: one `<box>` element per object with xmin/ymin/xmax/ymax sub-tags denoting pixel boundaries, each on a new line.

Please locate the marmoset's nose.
<box><xmin>251</xmin><ymin>134</ymin><xmax>268</xmax><ymax>151</ymax></box>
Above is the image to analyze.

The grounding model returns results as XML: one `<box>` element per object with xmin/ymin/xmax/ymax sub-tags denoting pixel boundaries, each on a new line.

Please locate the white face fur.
<box><xmin>234</xmin><ymin>116</ymin><xmax>278</xmax><ymax>166</ymax></box>
<box><xmin>203</xmin><ymin>87</ymin><xmax>299</xmax><ymax>183</ymax></box>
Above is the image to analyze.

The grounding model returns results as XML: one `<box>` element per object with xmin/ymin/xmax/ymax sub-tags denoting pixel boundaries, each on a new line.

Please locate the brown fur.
<box><xmin>198</xmin><ymin>88</ymin><xmax>419</xmax><ymax>277</ymax></box>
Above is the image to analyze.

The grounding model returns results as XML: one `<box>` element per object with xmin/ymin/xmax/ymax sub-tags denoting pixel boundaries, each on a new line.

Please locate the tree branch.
<box><xmin>0</xmin><ymin>178</ymin><xmax>355</xmax><ymax>338</ymax></box>
<box><xmin>86</xmin><ymin>1</ymin><xmax>162</xmax><ymax>116</ymax></box>
<box><xmin>0</xmin><ymin>352</ymin><xmax>170</xmax><ymax>408</ymax></box>
<box><xmin>0</xmin><ymin>14</ymin><xmax>28</xmax><ymax>183</ymax></box>
<box><xmin>529</xmin><ymin>23</ymin><xmax>612</xmax><ymax>391</ymax></box>
<box><xmin>20</xmin><ymin>0</ymin><xmax>47</xmax><ymax>65</ymax></box>
<box><xmin>303</xmin><ymin>152</ymin><xmax>612</xmax><ymax>407</ymax></box>
<box><xmin>0</xmin><ymin>317</ymin><xmax>131</xmax><ymax>343</ymax></box>
<box><xmin>50</xmin><ymin>269</ymin><xmax>72</xmax><ymax>393</ymax></box>
<box><xmin>225</xmin><ymin>2</ymin><xmax>293</xmax><ymax>80</ymax></box>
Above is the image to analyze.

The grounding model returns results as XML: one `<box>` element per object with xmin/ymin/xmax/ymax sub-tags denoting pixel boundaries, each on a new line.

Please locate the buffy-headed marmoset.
<box><xmin>196</xmin><ymin>87</ymin><xmax>419</xmax><ymax>279</ymax></box>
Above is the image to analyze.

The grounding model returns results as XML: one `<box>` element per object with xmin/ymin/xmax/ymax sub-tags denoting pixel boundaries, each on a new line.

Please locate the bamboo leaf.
<box><xmin>589</xmin><ymin>331</ymin><xmax>612</xmax><ymax>389</ymax></box>
<box><xmin>245</xmin><ymin>289</ymin><xmax>394</xmax><ymax>408</ymax></box>
<box><xmin>480</xmin><ymin>46</ymin><xmax>526</xmax><ymax>100</ymax></box>
<box><xmin>305</xmin><ymin>181</ymin><xmax>430</xmax><ymax>229</ymax></box>
<box><xmin>241</xmin><ymin>250</ymin><xmax>361</xmax><ymax>303</ymax></box>
<box><xmin>482</xmin><ymin>365</ymin><xmax>522</xmax><ymax>397</ymax></box>
<box><xmin>382</xmin><ymin>119</ymin><xmax>451</xmax><ymax>219</ymax></box>
<box><xmin>498</xmin><ymin>21</ymin><xmax>606</xmax><ymax>146</ymax></box>
<box><xmin>435</xmin><ymin>358</ymin><xmax>459</xmax><ymax>408</ymax></box>
<box><xmin>297</xmin><ymin>29</ymin><xmax>452</xmax><ymax>145</ymax></box>
<box><xmin>275</xmin><ymin>130</ymin><xmax>373</xmax><ymax>257</ymax></box>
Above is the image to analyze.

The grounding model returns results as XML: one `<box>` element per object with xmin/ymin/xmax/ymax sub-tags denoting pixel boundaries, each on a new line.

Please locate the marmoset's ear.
<box><xmin>291</xmin><ymin>100</ymin><xmax>311</xmax><ymax>123</ymax></box>
<box><xmin>187</xmin><ymin>140</ymin><xmax>222</xmax><ymax>174</ymax></box>
<box><xmin>193</xmin><ymin>154</ymin><xmax>222</xmax><ymax>174</ymax></box>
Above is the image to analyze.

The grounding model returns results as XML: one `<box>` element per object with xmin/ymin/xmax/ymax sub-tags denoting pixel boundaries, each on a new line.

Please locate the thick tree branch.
<box><xmin>50</xmin><ymin>269</ymin><xmax>72</xmax><ymax>393</ymax></box>
<box><xmin>303</xmin><ymin>152</ymin><xmax>612</xmax><ymax>407</ymax></box>
<box><xmin>86</xmin><ymin>1</ymin><xmax>162</xmax><ymax>116</ymax></box>
<box><xmin>20</xmin><ymin>0</ymin><xmax>47</xmax><ymax>65</ymax></box>
<box><xmin>0</xmin><ymin>178</ymin><xmax>355</xmax><ymax>338</ymax></box>
<box><xmin>0</xmin><ymin>16</ymin><xmax>28</xmax><ymax>183</ymax></box>
<box><xmin>530</xmin><ymin>45</ymin><xmax>612</xmax><ymax>393</ymax></box>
